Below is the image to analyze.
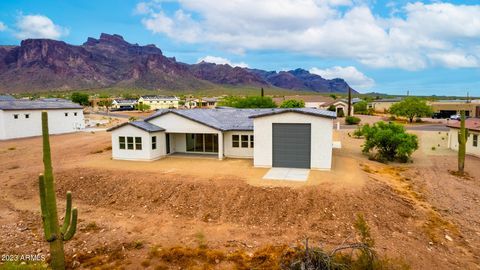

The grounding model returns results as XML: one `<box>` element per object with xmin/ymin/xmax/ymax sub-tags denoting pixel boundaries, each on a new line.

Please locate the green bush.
<box><xmin>279</xmin><ymin>99</ymin><xmax>305</xmax><ymax>108</ymax></box>
<box><xmin>218</xmin><ymin>96</ymin><xmax>277</xmax><ymax>108</ymax></box>
<box><xmin>345</xmin><ymin>116</ymin><xmax>361</xmax><ymax>125</ymax></box>
<box><xmin>70</xmin><ymin>92</ymin><xmax>90</xmax><ymax>106</ymax></box>
<box><xmin>389</xmin><ymin>97</ymin><xmax>433</xmax><ymax>123</ymax></box>
<box><xmin>353</xmin><ymin>101</ymin><xmax>372</xmax><ymax>115</ymax></box>
<box><xmin>327</xmin><ymin>105</ymin><xmax>336</xmax><ymax>112</ymax></box>
<box><xmin>354</xmin><ymin>121</ymin><xmax>418</xmax><ymax>163</ymax></box>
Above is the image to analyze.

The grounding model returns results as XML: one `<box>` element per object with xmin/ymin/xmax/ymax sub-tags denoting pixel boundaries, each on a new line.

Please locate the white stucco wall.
<box><xmin>253</xmin><ymin>112</ymin><xmax>334</xmax><ymax>170</ymax></box>
<box><xmin>0</xmin><ymin>109</ymin><xmax>85</xmax><ymax>140</ymax></box>
<box><xmin>223</xmin><ymin>131</ymin><xmax>254</xmax><ymax>158</ymax></box>
<box><xmin>111</xmin><ymin>125</ymin><xmax>166</xmax><ymax>161</ymax></box>
<box><xmin>147</xmin><ymin>113</ymin><xmax>219</xmax><ymax>134</ymax></box>
<box><xmin>448</xmin><ymin>128</ymin><xmax>480</xmax><ymax>157</ymax></box>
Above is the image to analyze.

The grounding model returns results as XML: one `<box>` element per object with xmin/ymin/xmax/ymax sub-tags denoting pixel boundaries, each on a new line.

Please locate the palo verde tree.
<box><xmin>389</xmin><ymin>97</ymin><xmax>433</xmax><ymax>123</ymax></box>
<box><xmin>457</xmin><ymin>110</ymin><xmax>469</xmax><ymax>174</ymax></box>
<box><xmin>354</xmin><ymin>121</ymin><xmax>418</xmax><ymax>163</ymax></box>
<box><xmin>279</xmin><ymin>99</ymin><xmax>305</xmax><ymax>108</ymax></box>
<box><xmin>39</xmin><ymin>111</ymin><xmax>78</xmax><ymax>269</ymax></box>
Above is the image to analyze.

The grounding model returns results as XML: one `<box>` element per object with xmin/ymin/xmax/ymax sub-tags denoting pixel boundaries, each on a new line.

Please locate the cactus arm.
<box><xmin>39</xmin><ymin>174</ymin><xmax>52</xmax><ymax>240</ymax></box>
<box><xmin>63</xmin><ymin>208</ymin><xmax>78</xmax><ymax>241</ymax></box>
<box><xmin>60</xmin><ymin>192</ymin><xmax>72</xmax><ymax>234</ymax></box>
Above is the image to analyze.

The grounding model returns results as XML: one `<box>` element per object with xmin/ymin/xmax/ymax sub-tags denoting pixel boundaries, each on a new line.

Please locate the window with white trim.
<box><xmin>152</xmin><ymin>136</ymin><xmax>157</xmax><ymax>150</ymax></box>
<box><xmin>241</xmin><ymin>135</ymin><xmax>249</xmax><ymax>148</ymax></box>
<box><xmin>119</xmin><ymin>136</ymin><xmax>126</xmax><ymax>149</ymax></box>
<box><xmin>135</xmin><ymin>137</ymin><xmax>142</xmax><ymax>150</ymax></box>
<box><xmin>232</xmin><ymin>134</ymin><xmax>254</xmax><ymax>148</ymax></box>
<box><xmin>473</xmin><ymin>134</ymin><xmax>478</xmax><ymax>147</ymax></box>
<box><xmin>232</xmin><ymin>135</ymin><xmax>239</xmax><ymax>147</ymax></box>
<box><xmin>250</xmin><ymin>135</ymin><xmax>254</xmax><ymax>148</ymax></box>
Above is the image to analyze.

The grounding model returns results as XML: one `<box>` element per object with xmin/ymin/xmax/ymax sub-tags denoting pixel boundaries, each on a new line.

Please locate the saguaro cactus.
<box><xmin>457</xmin><ymin>110</ymin><xmax>469</xmax><ymax>174</ymax></box>
<box><xmin>39</xmin><ymin>111</ymin><xmax>78</xmax><ymax>269</ymax></box>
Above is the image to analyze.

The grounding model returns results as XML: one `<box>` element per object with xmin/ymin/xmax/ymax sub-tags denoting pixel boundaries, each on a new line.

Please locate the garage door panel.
<box><xmin>272</xmin><ymin>123</ymin><xmax>311</xmax><ymax>169</ymax></box>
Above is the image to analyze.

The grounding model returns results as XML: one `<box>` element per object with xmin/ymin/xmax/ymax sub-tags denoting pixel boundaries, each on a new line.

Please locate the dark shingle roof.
<box><xmin>144</xmin><ymin>108</ymin><xmax>336</xmax><ymax>131</ymax></box>
<box><xmin>0</xmin><ymin>95</ymin><xmax>15</xmax><ymax>101</ymax></box>
<box><xmin>0</xmin><ymin>100</ymin><xmax>82</xmax><ymax>110</ymax></box>
<box><xmin>107</xmin><ymin>121</ymin><xmax>165</xmax><ymax>133</ymax></box>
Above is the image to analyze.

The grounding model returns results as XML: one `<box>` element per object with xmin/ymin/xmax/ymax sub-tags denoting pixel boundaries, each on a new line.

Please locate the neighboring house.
<box><xmin>108</xmin><ymin>108</ymin><xmax>337</xmax><ymax>170</ymax></box>
<box><xmin>320</xmin><ymin>100</ymin><xmax>353</xmax><ymax>116</ymax></box>
<box><xmin>138</xmin><ymin>95</ymin><xmax>179</xmax><ymax>110</ymax></box>
<box><xmin>111</xmin><ymin>99</ymin><xmax>137</xmax><ymax>110</ymax></box>
<box><xmin>447</xmin><ymin>118</ymin><xmax>480</xmax><ymax>157</ymax></box>
<box><xmin>272</xmin><ymin>95</ymin><xmax>334</xmax><ymax>109</ymax></box>
<box><xmin>0</xmin><ymin>99</ymin><xmax>85</xmax><ymax>140</ymax></box>
<box><xmin>367</xmin><ymin>98</ymin><xmax>402</xmax><ymax>113</ymax></box>
<box><xmin>185</xmin><ymin>97</ymin><xmax>218</xmax><ymax>108</ymax></box>
<box><xmin>429</xmin><ymin>100</ymin><xmax>480</xmax><ymax>118</ymax></box>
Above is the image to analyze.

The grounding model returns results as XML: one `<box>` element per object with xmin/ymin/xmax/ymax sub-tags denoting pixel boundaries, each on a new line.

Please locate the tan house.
<box><xmin>447</xmin><ymin>118</ymin><xmax>480</xmax><ymax>157</ymax></box>
<box><xmin>429</xmin><ymin>100</ymin><xmax>480</xmax><ymax>118</ymax></box>
<box><xmin>320</xmin><ymin>100</ymin><xmax>353</xmax><ymax>116</ymax></box>
<box><xmin>138</xmin><ymin>96</ymin><xmax>180</xmax><ymax>110</ymax></box>
<box><xmin>367</xmin><ymin>98</ymin><xmax>402</xmax><ymax>113</ymax></box>
<box><xmin>272</xmin><ymin>95</ymin><xmax>334</xmax><ymax>109</ymax></box>
<box><xmin>185</xmin><ymin>97</ymin><xmax>219</xmax><ymax>108</ymax></box>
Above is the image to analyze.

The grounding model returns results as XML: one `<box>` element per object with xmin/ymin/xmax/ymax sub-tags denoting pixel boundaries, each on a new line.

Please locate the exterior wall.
<box><xmin>138</xmin><ymin>98</ymin><xmax>179</xmax><ymax>110</ymax></box>
<box><xmin>448</xmin><ymin>128</ymin><xmax>480</xmax><ymax>157</ymax></box>
<box><xmin>430</xmin><ymin>102</ymin><xmax>479</xmax><ymax>117</ymax></box>
<box><xmin>305</xmin><ymin>102</ymin><xmax>324</xmax><ymax>108</ymax></box>
<box><xmin>111</xmin><ymin>125</ymin><xmax>166</xmax><ymax>161</ymax></box>
<box><xmin>0</xmin><ymin>109</ymin><xmax>85</xmax><ymax>140</ymax></box>
<box><xmin>368</xmin><ymin>102</ymin><xmax>397</xmax><ymax>113</ymax></box>
<box><xmin>224</xmin><ymin>131</ymin><xmax>254</xmax><ymax>158</ymax></box>
<box><xmin>253</xmin><ymin>112</ymin><xmax>333</xmax><ymax>170</ymax></box>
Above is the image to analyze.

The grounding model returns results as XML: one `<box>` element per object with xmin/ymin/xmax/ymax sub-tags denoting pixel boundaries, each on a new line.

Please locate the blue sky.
<box><xmin>0</xmin><ymin>0</ymin><xmax>479</xmax><ymax>96</ymax></box>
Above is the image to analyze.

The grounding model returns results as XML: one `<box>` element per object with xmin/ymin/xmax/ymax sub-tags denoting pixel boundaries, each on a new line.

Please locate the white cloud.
<box><xmin>197</xmin><ymin>55</ymin><xmax>248</xmax><ymax>68</ymax></box>
<box><xmin>310</xmin><ymin>66</ymin><xmax>375</xmax><ymax>89</ymax></box>
<box><xmin>137</xmin><ymin>1</ymin><xmax>480</xmax><ymax>70</ymax></box>
<box><xmin>15</xmin><ymin>14</ymin><xmax>68</xmax><ymax>40</ymax></box>
<box><xmin>0</xmin><ymin>22</ymin><xmax>6</xmax><ymax>31</ymax></box>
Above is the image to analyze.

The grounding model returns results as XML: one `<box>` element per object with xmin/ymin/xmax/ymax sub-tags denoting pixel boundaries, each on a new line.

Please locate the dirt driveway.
<box><xmin>0</xmin><ymin>130</ymin><xmax>479</xmax><ymax>269</ymax></box>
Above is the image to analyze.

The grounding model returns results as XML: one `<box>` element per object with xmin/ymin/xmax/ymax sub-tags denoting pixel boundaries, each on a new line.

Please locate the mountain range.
<box><xmin>0</xmin><ymin>33</ymin><xmax>356</xmax><ymax>94</ymax></box>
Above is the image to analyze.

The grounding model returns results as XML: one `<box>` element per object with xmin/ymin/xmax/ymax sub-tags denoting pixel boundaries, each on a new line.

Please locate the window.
<box><xmin>25</xmin><ymin>114</ymin><xmax>30</xmax><ymax>119</ymax></box>
<box><xmin>135</xmin><ymin>137</ymin><xmax>142</xmax><ymax>150</ymax></box>
<box><xmin>64</xmin><ymin>112</ymin><xmax>68</xmax><ymax>117</ymax></box>
<box><xmin>127</xmin><ymin>137</ymin><xmax>134</xmax><ymax>149</ymax></box>
<box><xmin>241</xmin><ymin>135</ymin><xmax>249</xmax><ymax>148</ymax></box>
<box><xmin>474</xmin><ymin>135</ymin><xmax>478</xmax><ymax>147</ymax></box>
<box><xmin>250</xmin><ymin>135</ymin><xmax>254</xmax><ymax>148</ymax></box>
<box><xmin>232</xmin><ymin>135</ymin><xmax>239</xmax><ymax>148</ymax></box>
<box><xmin>152</xmin><ymin>136</ymin><xmax>157</xmax><ymax>150</ymax></box>
<box><xmin>119</xmin><ymin>137</ymin><xmax>126</xmax><ymax>149</ymax></box>
<box><xmin>74</xmin><ymin>112</ymin><xmax>78</xmax><ymax>116</ymax></box>
<box><xmin>13</xmin><ymin>114</ymin><xmax>18</xmax><ymax>119</ymax></box>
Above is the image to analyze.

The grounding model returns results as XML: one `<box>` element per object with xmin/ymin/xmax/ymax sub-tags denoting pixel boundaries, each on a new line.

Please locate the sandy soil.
<box><xmin>0</xmin><ymin>130</ymin><xmax>479</xmax><ymax>269</ymax></box>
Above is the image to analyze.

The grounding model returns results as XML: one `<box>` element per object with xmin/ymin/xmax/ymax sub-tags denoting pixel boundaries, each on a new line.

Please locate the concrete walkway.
<box><xmin>263</xmin><ymin>168</ymin><xmax>310</xmax><ymax>181</ymax></box>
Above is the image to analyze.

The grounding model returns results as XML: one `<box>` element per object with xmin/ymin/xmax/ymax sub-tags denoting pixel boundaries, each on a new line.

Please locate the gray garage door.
<box><xmin>272</xmin><ymin>123</ymin><xmax>311</xmax><ymax>168</ymax></box>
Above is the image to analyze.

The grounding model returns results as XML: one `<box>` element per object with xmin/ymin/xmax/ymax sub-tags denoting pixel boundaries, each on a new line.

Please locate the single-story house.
<box><xmin>111</xmin><ymin>99</ymin><xmax>137</xmax><ymax>110</ymax></box>
<box><xmin>320</xmin><ymin>100</ymin><xmax>353</xmax><ymax>116</ymax></box>
<box><xmin>447</xmin><ymin>118</ymin><xmax>480</xmax><ymax>158</ymax></box>
<box><xmin>0</xmin><ymin>99</ymin><xmax>85</xmax><ymax>140</ymax></box>
<box><xmin>272</xmin><ymin>95</ymin><xmax>334</xmax><ymax>109</ymax></box>
<box><xmin>429</xmin><ymin>100</ymin><xmax>480</xmax><ymax>118</ymax></box>
<box><xmin>184</xmin><ymin>97</ymin><xmax>219</xmax><ymax>109</ymax></box>
<box><xmin>108</xmin><ymin>108</ymin><xmax>337</xmax><ymax>170</ymax></box>
<box><xmin>367</xmin><ymin>98</ymin><xmax>402</xmax><ymax>113</ymax></box>
<box><xmin>138</xmin><ymin>95</ymin><xmax>180</xmax><ymax>110</ymax></box>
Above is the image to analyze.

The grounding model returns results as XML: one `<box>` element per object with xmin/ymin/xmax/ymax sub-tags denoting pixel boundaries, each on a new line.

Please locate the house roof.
<box><xmin>0</xmin><ymin>99</ymin><xmax>82</xmax><ymax>110</ymax></box>
<box><xmin>447</xmin><ymin>118</ymin><xmax>480</xmax><ymax>132</ymax></box>
<box><xmin>369</xmin><ymin>98</ymin><xmax>402</xmax><ymax>103</ymax></box>
<box><xmin>113</xmin><ymin>99</ymin><xmax>137</xmax><ymax>104</ymax></box>
<box><xmin>140</xmin><ymin>95</ymin><xmax>179</xmax><ymax>101</ymax></box>
<box><xmin>107</xmin><ymin>121</ymin><xmax>165</xmax><ymax>133</ymax></box>
<box><xmin>0</xmin><ymin>95</ymin><xmax>15</xmax><ymax>101</ymax></box>
<box><xmin>144</xmin><ymin>108</ymin><xmax>336</xmax><ymax>131</ymax></box>
<box><xmin>322</xmin><ymin>99</ymin><xmax>349</xmax><ymax>107</ymax></box>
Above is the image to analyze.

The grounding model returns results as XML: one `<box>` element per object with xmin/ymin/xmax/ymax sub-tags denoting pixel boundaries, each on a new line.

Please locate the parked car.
<box><xmin>449</xmin><ymin>114</ymin><xmax>470</xmax><ymax>120</ymax></box>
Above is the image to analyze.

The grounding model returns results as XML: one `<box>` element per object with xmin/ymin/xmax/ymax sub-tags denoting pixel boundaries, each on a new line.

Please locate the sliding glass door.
<box><xmin>186</xmin><ymin>134</ymin><xmax>218</xmax><ymax>153</ymax></box>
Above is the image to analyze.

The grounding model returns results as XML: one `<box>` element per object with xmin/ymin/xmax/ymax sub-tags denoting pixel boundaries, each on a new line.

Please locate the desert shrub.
<box><xmin>354</xmin><ymin>101</ymin><xmax>371</xmax><ymax>115</ymax></box>
<box><xmin>135</xmin><ymin>103</ymin><xmax>151</xmax><ymax>112</ymax></box>
<box><xmin>327</xmin><ymin>105</ymin><xmax>336</xmax><ymax>112</ymax></box>
<box><xmin>219</xmin><ymin>96</ymin><xmax>277</xmax><ymax>108</ymax></box>
<box><xmin>354</xmin><ymin>121</ymin><xmax>418</xmax><ymax>163</ymax></box>
<box><xmin>71</xmin><ymin>92</ymin><xmax>90</xmax><ymax>106</ymax></box>
<box><xmin>0</xmin><ymin>262</ymin><xmax>49</xmax><ymax>270</ymax></box>
<box><xmin>128</xmin><ymin>116</ymin><xmax>137</xmax><ymax>122</ymax></box>
<box><xmin>388</xmin><ymin>115</ymin><xmax>396</xmax><ymax>121</ymax></box>
<box><xmin>280</xmin><ymin>99</ymin><xmax>305</xmax><ymax>108</ymax></box>
<box><xmin>345</xmin><ymin>116</ymin><xmax>361</xmax><ymax>125</ymax></box>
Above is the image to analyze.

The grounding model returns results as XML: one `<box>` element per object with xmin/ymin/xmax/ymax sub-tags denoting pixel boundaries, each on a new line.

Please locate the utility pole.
<box><xmin>347</xmin><ymin>86</ymin><xmax>352</xmax><ymax>117</ymax></box>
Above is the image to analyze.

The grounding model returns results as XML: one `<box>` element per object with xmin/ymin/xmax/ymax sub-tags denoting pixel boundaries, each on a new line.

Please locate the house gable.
<box><xmin>147</xmin><ymin>112</ymin><xmax>220</xmax><ymax>133</ymax></box>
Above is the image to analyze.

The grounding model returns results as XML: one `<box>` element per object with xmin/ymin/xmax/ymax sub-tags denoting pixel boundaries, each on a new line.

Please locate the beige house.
<box><xmin>429</xmin><ymin>100</ymin><xmax>480</xmax><ymax>118</ymax></box>
<box><xmin>320</xmin><ymin>100</ymin><xmax>353</xmax><ymax>116</ymax></box>
<box><xmin>447</xmin><ymin>118</ymin><xmax>480</xmax><ymax>157</ymax></box>
<box><xmin>272</xmin><ymin>95</ymin><xmax>334</xmax><ymax>109</ymax></box>
<box><xmin>185</xmin><ymin>97</ymin><xmax>219</xmax><ymax>108</ymax></box>
<box><xmin>138</xmin><ymin>96</ymin><xmax>179</xmax><ymax>110</ymax></box>
<box><xmin>368</xmin><ymin>98</ymin><xmax>402</xmax><ymax>113</ymax></box>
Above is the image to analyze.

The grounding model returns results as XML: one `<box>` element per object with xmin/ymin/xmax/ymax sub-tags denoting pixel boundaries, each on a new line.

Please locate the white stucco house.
<box><xmin>0</xmin><ymin>99</ymin><xmax>85</xmax><ymax>140</ymax></box>
<box><xmin>447</xmin><ymin>118</ymin><xmax>480</xmax><ymax>158</ymax></box>
<box><xmin>138</xmin><ymin>95</ymin><xmax>180</xmax><ymax>110</ymax></box>
<box><xmin>111</xmin><ymin>99</ymin><xmax>137</xmax><ymax>110</ymax></box>
<box><xmin>108</xmin><ymin>108</ymin><xmax>337</xmax><ymax>170</ymax></box>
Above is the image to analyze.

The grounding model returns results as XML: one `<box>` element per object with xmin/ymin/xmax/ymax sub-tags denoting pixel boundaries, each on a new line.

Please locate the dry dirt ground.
<box><xmin>0</xmin><ymin>129</ymin><xmax>479</xmax><ymax>269</ymax></box>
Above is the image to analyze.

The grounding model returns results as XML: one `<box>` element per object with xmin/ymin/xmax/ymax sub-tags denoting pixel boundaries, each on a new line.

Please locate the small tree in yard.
<box><xmin>457</xmin><ymin>110</ymin><xmax>468</xmax><ymax>174</ymax></box>
<box><xmin>97</xmin><ymin>99</ymin><xmax>112</xmax><ymax>113</ymax></box>
<box><xmin>135</xmin><ymin>103</ymin><xmax>151</xmax><ymax>112</ymax></box>
<box><xmin>279</xmin><ymin>99</ymin><xmax>305</xmax><ymax>108</ymax></box>
<box><xmin>354</xmin><ymin>121</ymin><xmax>418</xmax><ymax>163</ymax></box>
<box><xmin>389</xmin><ymin>97</ymin><xmax>433</xmax><ymax>123</ymax></box>
<box><xmin>70</xmin><ymin>92</ymin><xmax>89</xmax><ymax>106</ymax></box>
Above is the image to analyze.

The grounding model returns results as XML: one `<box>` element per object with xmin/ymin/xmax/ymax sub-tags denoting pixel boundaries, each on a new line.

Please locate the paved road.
<box><xmin>340</xmin><ymin>124</ymin><xmax>449</xmax><ymax>131</ymax></box>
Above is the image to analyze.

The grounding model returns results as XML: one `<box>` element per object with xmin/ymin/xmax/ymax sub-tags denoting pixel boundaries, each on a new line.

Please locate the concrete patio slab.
<box><xmin>263</xmin><ymin>168</ymin><xmax>310</xmax><ymax>181</ymax></box>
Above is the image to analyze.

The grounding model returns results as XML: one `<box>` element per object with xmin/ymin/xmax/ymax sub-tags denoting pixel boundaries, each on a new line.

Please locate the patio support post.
<box><xmin>218</xmin><ymin>132</ymin><xmax>224</xmax><ymax>160</ymax></box>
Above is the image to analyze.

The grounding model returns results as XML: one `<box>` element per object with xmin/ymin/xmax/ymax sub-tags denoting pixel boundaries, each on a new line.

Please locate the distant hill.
<box><xmin>0</xmin><ymin>33</ymin><xmax>356</xmax><ymax>94</ymax></box>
